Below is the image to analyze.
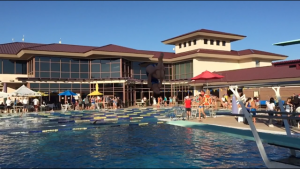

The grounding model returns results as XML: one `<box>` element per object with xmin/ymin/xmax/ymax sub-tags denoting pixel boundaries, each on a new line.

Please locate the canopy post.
<box><xmin>272</xmin><ymin>87</ymin><xmax>296</xmax><ymax>157</ymax></box>
<box><xmin>229</xmin><ymin>85</ymin><xmax>271</xmax><ymax>167</ymax></box>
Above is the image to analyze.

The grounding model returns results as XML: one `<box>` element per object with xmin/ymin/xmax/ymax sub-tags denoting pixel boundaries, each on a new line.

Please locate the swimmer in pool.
<box><xmin>145</xmin><ymin>52</ymin><xmax>165</xmax><ymax>95</ymax></box>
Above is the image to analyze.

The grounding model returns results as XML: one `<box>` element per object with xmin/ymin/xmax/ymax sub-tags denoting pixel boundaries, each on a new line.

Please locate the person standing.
<box><xmin>185</xmin><ymin>96</ymin><xmax>192</xmax><ymax>120</ymax></box>
<box><xmin>22</xmin><ymin>97</ymin><xmax>28</xmax><ymax>114</ymax></box>
<box><xmin>6</xmin><ymin>97</ymin><xmax>12</xmax><ymax>113</ymax></box>
<box><xmin>33</xmin><ymin>97</ymin><xmax>39</xmax><ymax>112</ymax></box>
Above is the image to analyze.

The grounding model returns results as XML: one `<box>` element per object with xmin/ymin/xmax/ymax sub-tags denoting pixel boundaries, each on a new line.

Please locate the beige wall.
<box><xmin>0</xmin><ymin>74</ymin><xmax>28</xmax><ymax>83</ymax></box>
<box><xmin>193</xmin><ymin>58</ymin><xmax>239</xmax><ymax>77</ymax></box>
<box><xmin>175</xmin><ymin>38</ymin><xmax>231</xmax><ymax>54</ymax></box>
<box><xmin>239</xmin><ymin>60</ymin><xmax>272</xmax><ymax>69</ymax></box>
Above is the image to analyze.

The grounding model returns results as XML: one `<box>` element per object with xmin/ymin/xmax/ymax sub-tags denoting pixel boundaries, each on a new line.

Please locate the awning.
<box><xmin>273</xmin><ymin>39</ymin><xmax>300</xmax><ymax>46</ymax></box>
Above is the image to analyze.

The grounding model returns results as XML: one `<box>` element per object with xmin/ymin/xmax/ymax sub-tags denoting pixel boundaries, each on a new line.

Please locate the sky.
<box><xmin>0</xmin><ymin>1</ymin><xmax>299</xmax><ymax>60</ymax></box>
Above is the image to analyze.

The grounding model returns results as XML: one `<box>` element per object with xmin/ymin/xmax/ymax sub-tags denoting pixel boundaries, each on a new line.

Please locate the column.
<box><xmin>3</xmin><ymin>83</ymin><xmax>7</xmax><ymax>93</ymax></box>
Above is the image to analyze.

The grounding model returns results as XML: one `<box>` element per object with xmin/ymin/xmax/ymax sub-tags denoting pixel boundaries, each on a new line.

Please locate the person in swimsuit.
<box><xmin>198</xmin><ymin>94</ymin><xmax>206</xmax><ymax>121</ymax></box>
<box><xmin>169</xmin><ymin>97</ymin><xmax>173</xmax><ymax>106</ymax></box>
<box><xmin>145</xmin><ymin>53</ymin><xmax>165</xmax><ymax>95</ymax></box>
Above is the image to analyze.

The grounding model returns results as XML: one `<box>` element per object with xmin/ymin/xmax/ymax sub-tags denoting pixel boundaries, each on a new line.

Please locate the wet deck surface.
<box><xmin>188</xmin><ymin>116</ymin><xmax>300</xmax><ymax>134</ymax></box>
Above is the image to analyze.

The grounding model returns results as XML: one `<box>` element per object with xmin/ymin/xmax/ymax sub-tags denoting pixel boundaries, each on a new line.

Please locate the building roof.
<box><xmin>162</xmin><ymin>29</ymin><xmax>246</xmax><ymax>44</ymax></box>
<box><xmin>0</xmin><ymin>42</ymin><xmax>44</xmax><ymax>54</ymax></box>
<box><xmin>26</xmin><ymin>43</ymin><xmax>97</xmax><ymax>53</ymax></box>
<box><xmin>273</xmin><ymin>39</ymin><xmax>300</xmax><ymax>46</ymax></box>
<box><xmin>272</xmin><ymin>59</ymin><xmax>300</xmax><ymax>67</ymax></box>
<box><xmin>192</xmin><ymin>65</ymin><xmax>300</xmax><ymax>84</ymax></box>
<box><xmin>0</xmin><ymin>42</ymin><xmax>287</xmax><ymax>61</ymax></box>
<box><xmin>163</xmin><ymin>48</ymin><xmax>287</xmax><ymax>59</ymax></box>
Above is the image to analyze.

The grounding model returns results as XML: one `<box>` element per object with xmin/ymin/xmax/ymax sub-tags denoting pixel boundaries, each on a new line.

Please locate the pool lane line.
<box><xmin>6</xmin><ymin>121</ymin><xmax>166</xmax><ymax>135</ymax></box>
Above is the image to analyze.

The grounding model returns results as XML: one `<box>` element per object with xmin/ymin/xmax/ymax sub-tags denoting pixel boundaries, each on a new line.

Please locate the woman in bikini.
<box><xmin>198</xmin><ymin>94</ymin><xmax>206</xmax><ymax>121</ymax></box>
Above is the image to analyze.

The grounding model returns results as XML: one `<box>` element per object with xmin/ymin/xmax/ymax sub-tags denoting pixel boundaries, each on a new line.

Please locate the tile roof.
<box><xmin>192</xmin><ymin>66</ymin><xmax>300</xmax><ymax>83</ymax></box>
<box><xmin>162</xmin><ymin>29</ymin><xmax>246</xmax><ymax>42</ymax></box>
<box><xmin>0</xmin><ymin>42</ymin><xmax>287</xmax><ymax>59</ymax></box>
<box><xmin>25</xmin><ymin>43</ymin><xmax>97</xmax><ymax>53</ymax></box>
<box><xmin>161</xmin><ymin>48</ymin><xmax>287</xmax><ymax>58</ymax></box>
<box><xmin>272</xmin><ymin>59</ymin><xmax>300</xmax><ymax>66</ymax></box>
<box><xmin>0</xmin><ymin>42</ymin><xmax>44</xmax><ymax>54</ymax></box>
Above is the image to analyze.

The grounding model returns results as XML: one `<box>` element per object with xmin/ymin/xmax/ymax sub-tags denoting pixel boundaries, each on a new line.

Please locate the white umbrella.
<box><xmin>10</xmin><ymin>85</ymin><xmax>41</xmax><ymax>97</ymax></box>
<box><xmin>0</xmin><ymin>92</ymin><xmax>9</xmax><ymax>98</ymax></box>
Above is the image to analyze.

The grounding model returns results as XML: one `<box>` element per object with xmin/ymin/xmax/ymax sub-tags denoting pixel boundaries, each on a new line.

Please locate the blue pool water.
<box><xmin>0</xmin><ymin>122</ymin><xmax>291</xmax><ymax>168</ymax></box>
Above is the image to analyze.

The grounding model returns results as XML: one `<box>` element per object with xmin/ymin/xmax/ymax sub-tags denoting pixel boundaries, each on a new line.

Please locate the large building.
<box><xmin>0</xmin><ymin>29</ymin><xmax>290</xmax><ymax>105</ymax></box>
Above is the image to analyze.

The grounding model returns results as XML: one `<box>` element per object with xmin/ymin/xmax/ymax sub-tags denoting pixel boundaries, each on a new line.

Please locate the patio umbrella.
<box><xmin>88</xmin><ymin>83</ymin><xmax>103</xmax><ymax>96</ymax></box>
<box><xmin>58</xmin><ymin>90</ymin><xmax>77</xmax><ymax>96</ymax></box>
<box><xmin>0</xmin><ymin>92</ymin><xmax>9</xmax><ymax>98</ymax></box>
<box><xmin>38</xmin><ymin>91</ymin><xmax>49</xmax><ymax>96</ymax></box>
<box><xmin>191</xmin><ymin>70</ymin><xmax>224</xmax><ymax>93</ymax></box>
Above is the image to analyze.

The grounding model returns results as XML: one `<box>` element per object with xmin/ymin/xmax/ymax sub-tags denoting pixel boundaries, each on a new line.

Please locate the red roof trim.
<box><xmin>0</xmin><ymin>42</ymin><xmax>287</xmax><ymax>59</ymax></box>
<box><xmin>162</xmin><ymin>29</ymin><xmax>246</xmax><ymax>42</ymax></box>
<box><xmin>272</xmin><ymin>59</ymin><xmax>300</xmax><ymax>66</ymax></box>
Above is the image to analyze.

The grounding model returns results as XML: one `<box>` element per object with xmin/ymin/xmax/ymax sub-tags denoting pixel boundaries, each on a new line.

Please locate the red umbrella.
<box><xmin>191</xmin><ymin>70</ymin><xmax>224</xmax><ymax>80</ymax></box>
<box><xmin>191</xmin><ymin>70</ymin><xmax>224</xmax><ymax>93</ymax></box>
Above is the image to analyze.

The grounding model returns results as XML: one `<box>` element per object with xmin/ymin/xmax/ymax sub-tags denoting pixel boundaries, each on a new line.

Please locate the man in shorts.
<box><xmin>185</xmin><ymin>96</ymin><xmax>192</xmax><ymax>120</ymax></box>
<box><xmin>33</xmin><ymin>97</ymin><xmax>39</xmax><ymax>112</ymax></box>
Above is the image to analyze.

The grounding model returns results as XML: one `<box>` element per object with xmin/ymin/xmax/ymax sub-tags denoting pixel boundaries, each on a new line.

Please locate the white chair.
<box><xmin>237</xmin><ymin>108</ymin><xmax>244</xmax><ymax>123</ymax></box>
<box><xmin>191</xmin><ymin>108</ymin><xmax>198</xmax><ymax>119</ymax></box>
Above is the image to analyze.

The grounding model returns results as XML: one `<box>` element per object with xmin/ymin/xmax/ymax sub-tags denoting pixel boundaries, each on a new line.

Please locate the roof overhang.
<box><xmin>189</xmin><ymin>77</ymin><xmax>300</xmax><ymax>88</ymax></box>
<box><xmin>162</xmin><ymin>32</ymin><xmax>246</xmax><ymax>45</ymax></box>
<box><xmin>273</xmin><ymin>39</ymin><xmax>300</xmax><ymax>46</ymax></box>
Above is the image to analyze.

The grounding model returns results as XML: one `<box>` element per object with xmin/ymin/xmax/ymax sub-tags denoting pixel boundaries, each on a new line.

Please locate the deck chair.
<box><xmin>191</xmin><ymin>108</ymin><xmax>198</xmax><ymax>119</ymax></box>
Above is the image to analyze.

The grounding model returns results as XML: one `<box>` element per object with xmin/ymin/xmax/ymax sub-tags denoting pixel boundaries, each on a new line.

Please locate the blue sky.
<box><xmin>0</xmin><ymin>1</ymin><xmax>299</xmax><ymax>60</ymax></box>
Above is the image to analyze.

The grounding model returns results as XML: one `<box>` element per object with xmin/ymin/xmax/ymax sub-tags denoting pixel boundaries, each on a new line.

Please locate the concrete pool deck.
<box><xmin>186</xmin><ymin>116</ymin><xmax>300</xmax><ymax>135</ymax></box>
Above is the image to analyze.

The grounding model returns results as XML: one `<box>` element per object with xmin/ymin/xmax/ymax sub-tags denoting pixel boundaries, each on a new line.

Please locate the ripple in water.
<box><xmin>0</xmin><ymin>124</ymin><xmax>294</xmax><ymax>168</ymax></box>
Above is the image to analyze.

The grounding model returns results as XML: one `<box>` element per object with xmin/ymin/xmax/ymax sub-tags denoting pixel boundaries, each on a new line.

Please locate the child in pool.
<box><xmin>146</xmin><ymin>52</ymin><xmax>165</xmax><ymax>95</ymax></box>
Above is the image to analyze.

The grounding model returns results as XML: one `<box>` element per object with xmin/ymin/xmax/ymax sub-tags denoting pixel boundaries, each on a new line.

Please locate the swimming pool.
<box><xmin>0</xmin><ymin>121</ymin><xmax>291</xmax><ymax>168</ymax></box>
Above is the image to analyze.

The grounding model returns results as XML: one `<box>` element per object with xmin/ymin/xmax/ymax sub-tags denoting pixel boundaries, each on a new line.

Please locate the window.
<box><xmin>255</xmin><ymin>60</ymin><xmax>260</xmax><ymax>67</ymax></box>
<box><xmin>61</xmin><ymin>72</ymin><xmax>70</xmax><ymax>78</ymax></box>
<box><xmin>216</xmin><ymin>40</ymin><xmax>220</xmax><ymax>46</ymax></box>
<box><xmin>30</xmin><ymin>83</ymin><xmax>39</xmax><ymax>88</ymax></box>
<box><xmin>35</xmin><ymin>61</ymin><xmax>39</xmax><ymax>71</ymax></box>
<box><xmin>80</xmin><ymin>73</ymin><xmax>89</xmax><ymax>79</ymax></box>
<box><xmin>15</xmin><ymin>61</ymin><xmax>27</xmax><ymax>74</ymax></box>
<box><xmin>40</xmin><ymin>83</ymin><xmax>49</xmax><ymax>88</ymax></box>
<box><xmin>40</xmin><ymin>72</ymin><xmax>50</xmax><ymax>78</ymax></box>
<box><xmin>51</xmin><ymin>72</ymin><xmax>60</xmax><ymax>78</ymax></box>
<box><xmin>40</xmin><ymin>57</ymin><xmax>51</xmax><ymax>62</ymax></box>
<box><xmin>210</xmin><ymin>40</ymin><xmax>214</xmax><ymax>45</ymax></box>
<box><xmin>71</xmin><ymin>64</ymin><xmax>79</xmax><ymax>72</ymax></box>
<box><xmin>72</xmin><ymin>84</ymin><xmax>80</xmax><ymax>88</ymax></box>
<box><xmin>111</xmin><ymin>64</ymin><xmax>120</xmax><ymax>72</ymax></box>
<box><xmin>91</xmin><ymin>64</ymin><xmax>100</xmax><ymax>72</ymax></box>
<box><xmin>51</xmin><ymin>57</ymin><xmax>60</xmax><ymax>62</ymax></box>
<box><xmin>91</xmin><ymin>73</ymin><xmax>100</xmax><ymax>79</ymax></box>
<box><xmin>61</xmin><ymin>63</ymin><xmax>70</xmax><ymax>72</ymax></box>
<box><xmin>183</xmin><ymin>42</ymin><xmax>186</xmax><ymax>47</ymax></box>
<box><xmin>50</xmin><ymin>83</ymin><xmax>59</xmax><ymax>88</ymax></box>
<box><xmin>179</xmin><ymin>43</ymin><xmax>182</xmax><ymax>48</ymax></box>
<box><xmin>101</xmin><ymin>73</ymin><xmax>110</xmax><ymax>78</ymax></box>
<box><xmin>71</xmin><ymin>73</ymin><xmax>79</xmax><ymax>78</ymax></box>
<box><xmin>111</xmin><ymin>72</ymin><xmax>120</xmax><ymax>78</ymax></box>
<box><xmin>51</xmin><ymin>63</ymin><xmax>60</xmax><ymax>71</ymax></box>
<box><xmin>188</xmin><ymin>41</ymin><xmax>191</xmax><ymax>46</ymax></box>
<box><xmin>204</xmin><ymin>39</ymin><xmax>208</xmax><ymax>44</ymax></box>
<box><xmin>101</xmin><ymin>63</ymin><xmax>110</xmax><ymax>72</ymax></box>
<box><xmin>193</xmin><ymin>39</ymin><xmax>197</xmax><ymax>45</ymax></box>
<box><xmin>2</xmin><ymin>60</ymin><xmax>14</xmax><ymax>74</ymax></box>
<box><xmin>40</xmin><ymin>62</ymin><xmax>50</xmax><ymax>71</ymax></box>
<box><xmin>222</xmin><ymin>41</ymin><xmax>226</xmax><ymax>46</ymax></box>
<box><xmin>80</xmin><ymin>64</ymin><xmax>89</xmax><ymax>72</ymax></box>
<box><xmin>0</xmin><ymin>59</ymin><xmax>2</xmax><ymax>73</ymax></box>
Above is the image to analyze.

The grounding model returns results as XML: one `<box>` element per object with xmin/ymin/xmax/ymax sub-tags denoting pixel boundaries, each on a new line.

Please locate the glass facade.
<box><xmin>35</xmin><ymin>57</ymin><xmax>89</xmax><ymax>79</ymax></box>
<box><xmin>0</xmin><ymin>59</ymin><xmax>27</xmax><ymax>74</ymax></box>
<box><xmin>91</xmin><ymin>59</ymin><xmax>120</xmax><ymax>78</ymax></box>
<box><xmin>10</xmin><ymin>55</ymin><xmax>195</xmax><ymax>104</ymax></box>
<box><xmin>173</xmin><ymin>61</ymin><xmax>193</xmax><ymax>79</ymax></box>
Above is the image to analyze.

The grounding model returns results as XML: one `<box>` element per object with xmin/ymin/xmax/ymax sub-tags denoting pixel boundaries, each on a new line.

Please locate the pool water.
<box><xmin>0</xmin><ymin>123</ymin><xmax>291</xmax><ymax>168</ymax></box>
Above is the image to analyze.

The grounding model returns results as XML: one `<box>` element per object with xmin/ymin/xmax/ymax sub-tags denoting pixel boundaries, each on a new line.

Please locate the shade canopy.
<box><xmin>88</xmin><ymin>83</ymin><xmax>103</xmax><ymax>96</ymax></box>
<box><xmin>11</xmin><ymin>85</ymin><xmax>41</xmax><ymax>97</ymax></box>
<box><xmin>0</xmin><ymin>92</ymin><xmax>9</xmax><ymax>98</ymax></box>
<box><xmin>38</xmin><ymin>91</ymin><xmax>49</xmax><ymax>96</ymax></box>
<box><xmin>58</xmin><ymin>90</ymin><xmax>77</xmax><ymax>96</ymax></box>
<box><xmin>88</xmin><ymin>91</ymin><xmax>103</xmax><ymax>96</ymax></box>
<box><xmin>273</xmin><ymin>39</ymin><xmax>300</xmax><ymax>46</ymax></box>
<box><xmin>191</xmin><ymin>70</ymin><xmax>224</xmax><ymax>80</ymax></box>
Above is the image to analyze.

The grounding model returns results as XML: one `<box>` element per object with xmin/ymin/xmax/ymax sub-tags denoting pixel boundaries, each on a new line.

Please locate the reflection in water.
<box><xmin>0</xmin><ymin>124</ymin><xmax>292</xmax><ymax>168</ymax></box>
